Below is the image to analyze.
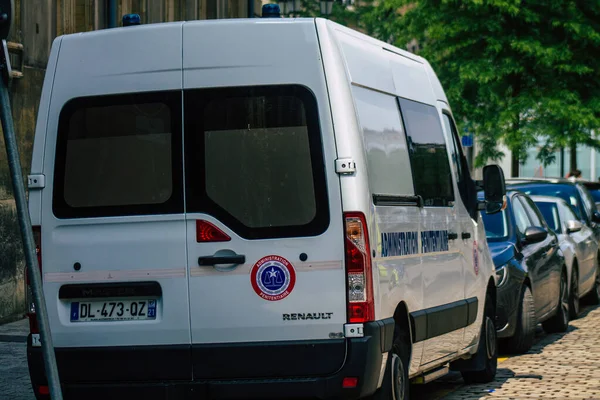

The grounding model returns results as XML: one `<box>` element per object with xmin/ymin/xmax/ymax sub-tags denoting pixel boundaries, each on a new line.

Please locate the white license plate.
<box><xmin>70</xmin><ymin>299</ymin><xmax>157</xmax><ymax>322</ymax></box>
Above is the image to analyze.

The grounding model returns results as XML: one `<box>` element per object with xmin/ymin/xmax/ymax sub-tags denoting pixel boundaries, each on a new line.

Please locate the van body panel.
<box><xmin>39</xmin><ymin>23</ymin><xmax>191</xmax><ymax>357</ymax></box>
<box><xmin>182</xmin><ymin>20</ymin><xmax>347</xmax><ymax>351</ymax></box>
<box><xmin>28</xmin><ymin>37</ymin><xmax>63</xmax><ymax>226</ymax></box>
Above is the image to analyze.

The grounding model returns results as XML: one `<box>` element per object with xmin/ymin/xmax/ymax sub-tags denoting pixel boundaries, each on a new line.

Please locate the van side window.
<box><xmin>442</xmin><ymin>112</ymin><xmax>478</xmax><ymax>220</ymax></box>
<box><xmin>184</xmin><ymin>85</ymin><xmax>329</xmax><ymax>240</ymax></box>
<box><xmin>53</xmin><ymin>91</ymin><xmax>183</xmax><ymax>218</ymax></box>
<box><xmin>398</xmin><ymin>98</ymin><xmax>454</xmax><ymax>207</ymax></box>
<box><xmin>352</xmin><ymin>86</ymin><xmax>414</xmax><ymax>197</ymax></box>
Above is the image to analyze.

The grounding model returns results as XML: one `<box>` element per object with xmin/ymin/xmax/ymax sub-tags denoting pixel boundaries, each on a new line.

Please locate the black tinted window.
<box><xmin>399</xmin><ymin>98</ymin><xmax>454</xmax><ymax>207</ymax></box>
<box><xmin>184</xmin><ymin>85</ymin><xmax>328</xmax><ymax>239</ymax></box>
<box><xmin>53</xmin><ymin>91</ymin><xmax>183</xmax><ymax>218</ymax></box>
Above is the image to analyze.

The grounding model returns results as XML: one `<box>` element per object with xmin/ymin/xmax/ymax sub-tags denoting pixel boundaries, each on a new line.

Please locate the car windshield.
<box><xmin>515</xmin><ymin>185</ymin><xmax>582</xmax><ymax>220</ymax></box>
<box><xmin>535</xmin><ymin>201</ymin><xmax>561</xmax><ymax>234</ymax></box>
<box><xmin>481</xmin><ymin>209</ymin><xmax>509</xmax><ymax>241</ymax></box>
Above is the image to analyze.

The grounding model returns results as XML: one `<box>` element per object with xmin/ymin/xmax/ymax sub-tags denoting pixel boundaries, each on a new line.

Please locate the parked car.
<box><xmin>579</xmin><ymin>180</ymin><xmax>600</xmax><ymax>212</ymax></box>
<box><xmin>530</xmin><ymin>195</ymin><xmax>600</xmax><ymax>318</ymax></box>
<box><xmin>507</xmin><ymin>178</ymin><xmax>600</xmax><ymax>242</ymax></box>
<box><xmin>480</xmin><ymin>190</ymin><xmax>568</xmax><ymax>354</ymax></box>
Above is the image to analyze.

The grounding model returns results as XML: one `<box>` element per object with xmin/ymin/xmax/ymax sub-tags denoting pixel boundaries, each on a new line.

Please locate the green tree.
<box><xmin>359</xmin><ymin>0</ymin><xmax>600</xmax><ymax>176</ymax></box>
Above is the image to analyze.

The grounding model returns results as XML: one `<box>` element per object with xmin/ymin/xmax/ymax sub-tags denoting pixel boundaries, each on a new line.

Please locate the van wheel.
<box><xmin>542</xmin><ymin>271</ymin><xmax>569</xmax><ymax>333</ymax></box>
<box><xmin>503</xmin><ymin>285</ymin><xmax>535</xmax><ymax>354</ymax></box>
<box><xmin>370</xmin><ymin>330</ymin><xmax>410</xmax><ymax>400</ymax></box>
<box><xmin>569</xmin><ymin>266</ymin><xmax>580</xmax><ymax>320</ymax></box>
<box><xmin>460</xmin><ymin>295</ymin><xmax>497</xmax><ymax>384</ymax></box>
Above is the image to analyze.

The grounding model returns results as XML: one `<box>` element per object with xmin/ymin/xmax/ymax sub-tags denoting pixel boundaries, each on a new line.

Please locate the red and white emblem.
<box><xmin>251</xmin><ymin>255</ymin><xmax>296</xmax><ymax>301</ymax></box>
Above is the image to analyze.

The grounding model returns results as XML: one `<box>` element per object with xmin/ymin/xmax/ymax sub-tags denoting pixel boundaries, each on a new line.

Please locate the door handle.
<box><xmin>462</xmin><ymin>232</ymin><xmax>471</xmax><ymax>239</ymax></box>
<box><xmin>448</xmin><ymin>232</ymin><xmax>458</xmax><ymax>240</ymax></box>
<box><xmin>198</xmin><ymin>251</ymin><xmax>246</xmax><ymax>266</ymax></box>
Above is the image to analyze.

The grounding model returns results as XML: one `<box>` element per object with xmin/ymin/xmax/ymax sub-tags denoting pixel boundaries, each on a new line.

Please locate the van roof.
<box><xmin>54</xmin><ymin>18</ymin><xmax>448</xmax><ymax>104</ymax></box>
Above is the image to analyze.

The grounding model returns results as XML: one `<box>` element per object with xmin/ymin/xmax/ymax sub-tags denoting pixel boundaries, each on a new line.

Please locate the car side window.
<box><xmin>560</xmin><ymin>202</ymin><xmax>580</xmax><ymax>231</ymax></box>
<box><xmin>521</xmin><ymin>196</ymin><xmax>544</xmax><ymax>227</ymax></box>
<box><xmin>577</xmin><ymin>185</ymin><xmax>595</xmax><ymax>221</ymax></box>
<box><xmin>512</xmin><ymin>197</ymin><xmax>532</xmax><ymax>236</ymax></box>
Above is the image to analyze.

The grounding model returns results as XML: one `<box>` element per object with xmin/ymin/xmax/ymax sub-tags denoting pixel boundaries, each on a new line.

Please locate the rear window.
<box><xmin>517</xmin><ymin>185</ymin><xmax>583</xmax><ymax>220</ymax></box>
<box><xmin>53</xmin><ymin>91</ymin><xmax>183</xmax><ymax>218</ymax></box>
<box><xmin>184</xmin><ymin>85</ymin><xmax>329</xmax><ymax>239</ymax></box>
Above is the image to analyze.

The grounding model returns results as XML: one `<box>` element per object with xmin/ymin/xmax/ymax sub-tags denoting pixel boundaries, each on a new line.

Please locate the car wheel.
<box><xmin>460</xmin><ymin>294</ymin><xmax>497</xmax><ymax>384</ymax></box>
<box><xmin>542</xmin><ymin>270</ymin><xmax>570</xmax><ymax>333</ymax></box>
<box><xmin>370</xmin><ymin>330</ymin><xmax>410</xmax><ymax>400</ymax></box>
<box><xmin>569</xmin><ymin>266</ymin><xmax>580</xmax><ymax>320</ymax></box>
<box><xmin>503</xmin><ymin>285</ymin><xmax>535</xmax><ymax>354</ymax></box>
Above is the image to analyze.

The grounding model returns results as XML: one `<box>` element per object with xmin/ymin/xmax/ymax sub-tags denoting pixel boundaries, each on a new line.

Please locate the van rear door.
<box><xmin>182</xmin><ymin>20</ymin><xmax>347</xmax><ymax>379</ymax></box>
<box><xmin>40</xmin><ymin>24</ymin><xmax>191</xmax><ymax>383</ymax></box>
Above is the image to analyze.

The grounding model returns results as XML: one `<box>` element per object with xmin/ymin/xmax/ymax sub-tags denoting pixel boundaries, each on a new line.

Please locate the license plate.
<box><xmin>70</xmin><ymin>299</ymin><xmax>157</xmax><ymax>322</ymax></box>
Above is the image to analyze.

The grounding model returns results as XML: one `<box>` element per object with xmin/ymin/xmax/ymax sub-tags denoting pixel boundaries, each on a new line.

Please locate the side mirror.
<box><xmin>523</xmin><ymin>226</ymin><xmax>548</xmax><ymax>244</ymax></box>
<box><xmin>566</xmin><ymin>220</ymin><xmax>583</xmax><ymax>234</ymax></box>
<box><xmin>593</xmin><ymin>211</ymin><xmax>600</xmax><ymax>224</ymax></box>
<box><xmin>481</xmin><ymin>164</ymin><xmax>506</xmax><ymax>215</ymax></box>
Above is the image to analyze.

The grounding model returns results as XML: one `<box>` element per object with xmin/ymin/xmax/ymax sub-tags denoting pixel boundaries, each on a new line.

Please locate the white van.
<box><xmin>26</xmin><ymin>15</ymin><xmax>506</xmax><ymax>400</ymax></box>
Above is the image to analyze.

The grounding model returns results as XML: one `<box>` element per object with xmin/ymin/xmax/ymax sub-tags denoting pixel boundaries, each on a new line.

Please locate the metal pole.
<box><xmin>591</xmin><ymin>130</ymin><xmax>597</xmax><ymax>181</ymax></box>
<box><xmin>0</xmin><ymin>44</ymin><xmax>63</xmax><ymax>400</ymax></box>
<box><xmin>108</xmin><ymin>0</ymin><xmax>117</xmax><ymax>28</ymax></box>
<box><xmin>248</xmin><ymin>0</ymin><xmax>254</xmax><ymax>18</ymax></box>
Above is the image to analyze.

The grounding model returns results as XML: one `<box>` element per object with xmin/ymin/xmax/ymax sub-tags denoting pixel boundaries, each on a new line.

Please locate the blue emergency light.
<box><xmin>262</xmin><ymin>4</ymin><xmax>281</xmax><ymax>18</ymax></box>
<box><xmin>122</xmin><ymin>13</ymin><xmax>141</xmax><ymax>27</ymax></box>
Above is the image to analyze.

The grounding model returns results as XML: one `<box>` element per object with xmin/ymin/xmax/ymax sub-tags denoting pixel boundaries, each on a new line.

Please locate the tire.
<box><xmin>585</xmin><ymin>260</ymin><xmax>600</xmax><ymax>305</ymax></box>
<box><xmin>542</xmin><ymin>271</ymin><xmax>570</xmax><ymax>333</ymax></box>
<box><xmin>503</xmin><ymin>285</ymin><xmax>535</xmax><ymax>354</ymax></box>
<box><xmin>460</xmin><ymin>295</ymin><xmax>497</xmax><ymax>384</ymax></box>
<box><xmin>569</xmin><ymin>266</ymin><xmax>580</xmax><ymax>320</ymax></box>
<box><xmin>370</xmin><ymin>330</ymin><xmax>410</xmax><ymax>400</ymax></box>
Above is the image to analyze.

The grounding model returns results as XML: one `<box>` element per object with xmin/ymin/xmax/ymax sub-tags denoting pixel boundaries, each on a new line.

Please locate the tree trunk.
<box><xmin>511</xmin><ymin>153</ymin><xmax>519</xmax><ymax>177</ymax></box>
<box><xmin>560</xmin><ymin>147</ymin><xmax>565</xmax><ymax>177</ymax></box>
<box><xmin>570</xmin><ymin>141</ymin><xmax>577</xmax><ymax>173</ymax></box>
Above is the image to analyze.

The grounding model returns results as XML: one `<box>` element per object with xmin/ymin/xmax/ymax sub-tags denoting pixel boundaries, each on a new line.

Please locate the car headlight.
<box><xmin>495</xmin><ymin>264</ymin><xmax>509</xmax><ymax>287</ymax></box>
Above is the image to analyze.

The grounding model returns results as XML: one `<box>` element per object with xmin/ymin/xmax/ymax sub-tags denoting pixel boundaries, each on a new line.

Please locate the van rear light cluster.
<box><xmin>27</xmin><ymin>226</ymin><xmax>42</xmax><ymax>334</ymax></box>
<box><xmin>196</xmin><ymin>220</ymin><xmax>231</xmax><ymax>242</ymax></box>
<box><xmin>344</xmin><ymin>212</ymin><xmax>374</xmax><ymax>323</ymax></box>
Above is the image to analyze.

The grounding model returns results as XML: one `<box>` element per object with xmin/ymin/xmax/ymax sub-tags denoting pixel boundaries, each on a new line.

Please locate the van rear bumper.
<box><xmin>27</xmin><ymin>319</ymin><xmax>395</xmax><ymax>400</ymax></box>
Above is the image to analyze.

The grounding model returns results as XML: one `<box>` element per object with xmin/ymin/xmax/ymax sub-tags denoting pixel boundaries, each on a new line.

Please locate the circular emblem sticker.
<box><xmin>251</xmin><ymin>255</ymin><xmax>296</xmax><ymax>301</ymax></box>
<box><xmin>473</xmin><ymin>240</ymin><xmax>479</xmax><ymax>276</ymax></box>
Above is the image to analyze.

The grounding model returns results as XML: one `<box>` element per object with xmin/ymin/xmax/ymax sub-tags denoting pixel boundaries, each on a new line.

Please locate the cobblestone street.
<box><xmin>2</xmin><ymin>305</ymin><xmax>600</xmax><ymax>399</ymax></box>
<box><xmin>417</xmin><ymin>304</ymin><xmax>600</xmax><ymax>399</ymax></box>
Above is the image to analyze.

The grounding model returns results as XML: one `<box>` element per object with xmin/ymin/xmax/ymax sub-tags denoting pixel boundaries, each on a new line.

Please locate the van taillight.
<box><xmin>344</xmin><ymin>212</ymin><xmax>374</xmax><ymax>323</ymax></box>
<box><xmin>27</xmin><ymin>226</ymin><xmax>42</xmax><ymax>334</ymax></box>
<box><xmin>196</xmin><ymin>220</ymin><xmax>231</xmax><ymax>242</ymax></box>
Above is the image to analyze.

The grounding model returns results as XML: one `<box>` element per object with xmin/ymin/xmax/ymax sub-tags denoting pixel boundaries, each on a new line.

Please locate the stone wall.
<box><xmin>0</xmin><ymin>202</ymin><xmax>26</xmax><ymax>323</ymax></box>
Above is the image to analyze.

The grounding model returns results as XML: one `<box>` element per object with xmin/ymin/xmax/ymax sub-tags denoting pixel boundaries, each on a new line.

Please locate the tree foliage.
<box><xmin>356</xmin><ymin>0</ymin><xmax>600</xmax><ymax>171</ymax></box>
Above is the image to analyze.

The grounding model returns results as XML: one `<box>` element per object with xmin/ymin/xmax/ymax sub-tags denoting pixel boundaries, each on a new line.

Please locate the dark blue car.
<box><xmin>480</xmin><ymin>190</ymin><xmax>567</xmax><ymax>354</ymax></box>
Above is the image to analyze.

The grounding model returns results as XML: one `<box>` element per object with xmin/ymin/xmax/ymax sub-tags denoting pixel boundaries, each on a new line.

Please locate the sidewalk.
<box><xmin>0</xmin><ymin>318</ymin><xmax>33</xmax><ymax>400</ymax></box>
<box><xmin>0</xmin><ymin>317</ymin><xmax>28</xmax><ymax>341</ymax></box>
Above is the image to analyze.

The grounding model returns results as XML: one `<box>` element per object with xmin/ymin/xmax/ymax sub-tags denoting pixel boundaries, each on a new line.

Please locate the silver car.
<box><xmin>531</xmin><ymin>195</ymin><xmax>600</xmax><ymax>319</ymax></box>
